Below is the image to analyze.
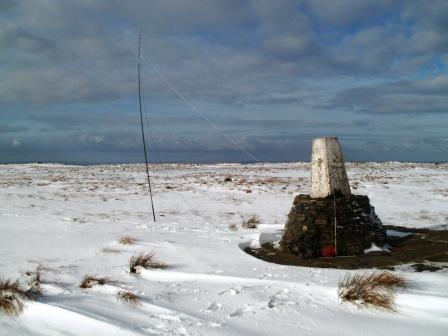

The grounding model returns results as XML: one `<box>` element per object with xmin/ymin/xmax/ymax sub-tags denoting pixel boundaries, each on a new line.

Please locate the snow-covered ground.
<box><xmin>0</xmin><ymin>162</ymin><xmax>447</xmax><ymax>336</ymax></box>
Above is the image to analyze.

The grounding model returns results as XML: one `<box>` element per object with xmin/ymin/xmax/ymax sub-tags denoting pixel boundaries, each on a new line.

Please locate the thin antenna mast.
<box><xmin>138</xmin><ymin>31</ymin><xmax>156</xmax><ymax>222</ymax></box>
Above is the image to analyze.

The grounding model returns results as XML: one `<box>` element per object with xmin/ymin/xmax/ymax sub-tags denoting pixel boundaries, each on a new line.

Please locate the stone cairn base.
<box><xmin>280</xmin><ymin>193</ymin><xmax>387</xmax><ymax>258</ymax></box>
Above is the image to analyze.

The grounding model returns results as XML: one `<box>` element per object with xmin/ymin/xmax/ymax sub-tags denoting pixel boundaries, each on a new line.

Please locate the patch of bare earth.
<box><xmin>245</xmin><ymin>225</ymin><xmax>448</xmax><ymax>271</ymax></box>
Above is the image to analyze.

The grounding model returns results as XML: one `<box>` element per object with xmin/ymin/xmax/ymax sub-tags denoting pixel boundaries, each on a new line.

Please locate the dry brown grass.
<box><xmin>79</xmin><ymin>275</ymin><xmax>109</xmax><ymax>289</ymax></box>
<box><xmin>241</xmin><ymin>215</ymin><xmax>261</xmax><ymax>229</ymax></box>
<box><xmin>0</xmin><ymin>279</ymin><xmax>25</xmax><ymax>316</ymax></box>
<box><xmin>0</xmin><ymin>295</ymin><xmax>24</xmax><ymax>316</ymax></box>
<box><xmin>0</xmin><ymin>276</ymin><xmax>44</xmax><ymax>316</ymax></box>
<box><xmin>116</xmin><ymin>290</ymin><xmax>140</xmax><ymax>304</ymax></box>
<box><xmin>129</xmin><ymin>253</ymin><xmax>166</xmax><ymax>274</ymax></box>
<box><xmin>370</xmin><ymin>271</ymin><xmax>408</xmax><ymax>289</ymax></box>
<box><xmin>25</xmin><ymin>265</ymin><xmax>45</xmax><ymax>299</ymax></box>
<box><xmin>119</xmin><ymin>236</ymin><xmax>138</xmax><ymax>245</ymax></box>
<box><xmin>338</xmin><ymin>271</ymin><xmax>408</xmax><ymax>312</ymax></box>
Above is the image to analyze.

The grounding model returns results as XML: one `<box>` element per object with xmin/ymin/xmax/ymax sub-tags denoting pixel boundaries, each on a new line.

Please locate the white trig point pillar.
<box><xmin>310</xmin><ymin>137</ymin><xmax>351</xmax><ymax>198</ymax></box>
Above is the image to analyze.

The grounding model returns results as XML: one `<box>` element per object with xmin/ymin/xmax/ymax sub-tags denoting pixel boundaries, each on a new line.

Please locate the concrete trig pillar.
<box><xmin>310</xmin><ymin>137</ymin><xmax>351</xmax><ymax>198</ymax></box>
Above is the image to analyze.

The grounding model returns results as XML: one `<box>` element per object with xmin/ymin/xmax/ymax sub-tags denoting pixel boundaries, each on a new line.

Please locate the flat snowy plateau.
<box><xmin>0</xmin><ymin>162</ymin><xmax>447</xmax><ymax>336</ymax></box>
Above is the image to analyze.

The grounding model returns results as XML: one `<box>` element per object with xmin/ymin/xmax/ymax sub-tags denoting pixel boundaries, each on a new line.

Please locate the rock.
<box><xmin>280</xmin><ymin>194</ymin><xmax>386</xmax><ymax>256</ymax></box>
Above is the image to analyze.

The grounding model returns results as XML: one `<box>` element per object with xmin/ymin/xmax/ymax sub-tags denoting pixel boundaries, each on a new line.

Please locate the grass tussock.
<box><xmin>116</xmin><ymin>290</ymin><xmax>140</xmax><ymax>304</ymax></box>
<box><xmin>79</xmin><ymin>275</ymin><xmax>109</xmax><ymax>289</ymax></box>
<box><xmin>338</xmin><ymin>271</ymin><xmax>408</xmax><ymax>312</ymax></box>
<box><xmin>241</xmin><ymin>215</ymin><xmax>261</xmax><ymax>229</ymax></box>
<box><xmin>119</xmin><ymin>236</ymin><xmax>138</xmax><ymax>245</ymax></box>
<box><xmin>25</xmin><ymin>265</ymin><xmax>45</xmax><ymax>299</ymax></box>
<box><xmin>129</xmin><ymin>253</ymin><xmax>166</xmax><ymax>274</ymax></box>
<box><xmin>0</xmin><ymin>275</ymin><xmax>44</xmax><ymax>316</ymax></box>
<box><xmin>0</xmin><ymin>279</ymin><xmax>25</xmax><ymax>316</ymax></box>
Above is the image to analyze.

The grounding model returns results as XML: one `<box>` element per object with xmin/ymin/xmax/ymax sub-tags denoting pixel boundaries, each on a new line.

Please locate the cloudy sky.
<box><xmin>1</xmin><ymin>0</ymin><xmax>447</xmax><ymax>163</ymax></box>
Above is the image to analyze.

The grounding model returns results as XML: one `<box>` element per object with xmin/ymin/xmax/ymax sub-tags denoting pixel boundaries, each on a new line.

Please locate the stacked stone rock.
<box><xmin>281</xmin><ymin>194</ymin><xmax>386</xmax><ymax>256</ymax></box>
<box><xmin>280</xmin><ymin>137</ymin><xmax>387</xmax><ymax>258</ymax></box>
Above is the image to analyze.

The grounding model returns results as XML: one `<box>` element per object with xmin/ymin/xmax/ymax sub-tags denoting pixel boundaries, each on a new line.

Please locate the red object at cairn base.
<box><xmin>321</xmin><ymin>245</ymin><xmax>336</xmax><ymax>257</ymax></box>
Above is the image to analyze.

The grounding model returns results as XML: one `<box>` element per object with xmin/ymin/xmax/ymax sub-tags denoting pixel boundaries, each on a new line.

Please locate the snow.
<box><xmin>0</xmin><ymin>162</ymin><xmax>447</xmax><ymax>335</ymax></box>
<box><xmin>386</xmin><ymin>230</ymin><xmax>413</xmax><ymax>238</ymax></box>
<box><xmin>364</xmin><ymin>243</ymin><xmax>391</xmax><ymax>253</ymax></box>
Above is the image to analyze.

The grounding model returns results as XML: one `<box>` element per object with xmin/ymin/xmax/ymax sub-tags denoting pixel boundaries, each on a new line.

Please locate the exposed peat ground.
<box><xmin>246</xmin><ymin>225</ymin><xmax>448</xmax><ymax>271</ymax></box>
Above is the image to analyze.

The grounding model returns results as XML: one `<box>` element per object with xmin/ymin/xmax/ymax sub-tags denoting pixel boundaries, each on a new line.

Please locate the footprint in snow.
<box><xmin>219</xmin><ymin>285</ymin><xmax>251</xmax><ymax>296</ymax></box>
<box><xmin>268</xmin><ymin>288</ymin><xmax>296</xmax><ymax>308</ymax></box>
<box><xmin>203</xmin><ymin>301</ymin><xmax>222</xmax><ymax>313</ymax></box>
<box><xmin>308</xmin><ymin>269</ymin><xmax>327</xmax><ymax>284</ymax></box>
<box><xmin>228</xmin><ymin>304</ymin><xmax>253</xmax><ymax>318</ymax></box>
